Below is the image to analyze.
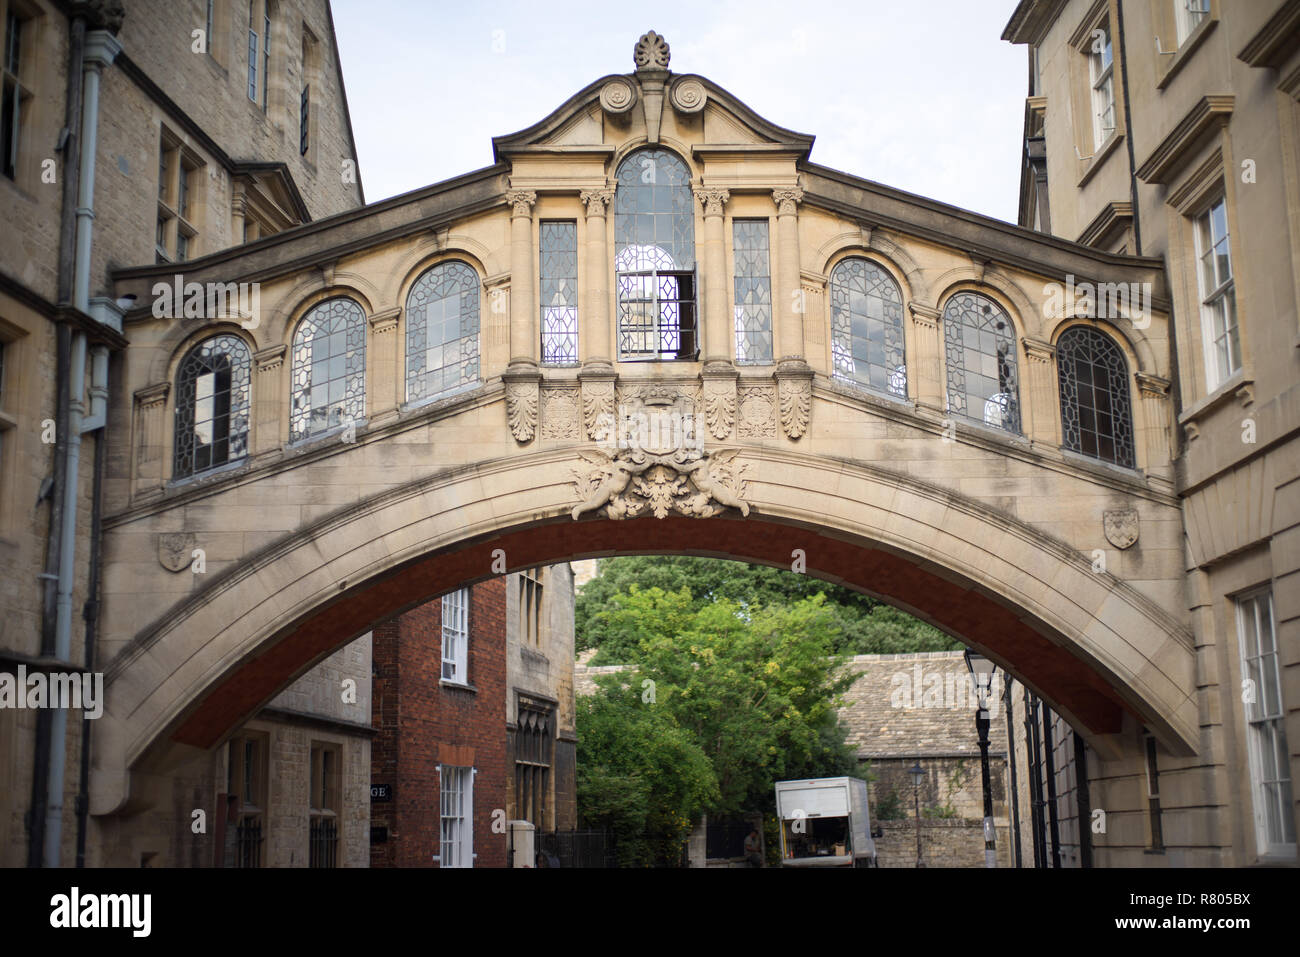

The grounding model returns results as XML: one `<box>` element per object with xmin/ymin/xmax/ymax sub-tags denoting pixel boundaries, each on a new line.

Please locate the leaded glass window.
<box><xmin>174</xmin><ymin>334</ymin><xmax>252</xmax><ymax>478</ymax></box>
<box><xmin>406</xmin><ymin>261</ymin><xmax>480</xmax><ymax>402</ymax></box>
<box><xmin>943</xmin><ymin>292</ymin><xmax>1020</xmax><ymax>433</ymax></box>
<box><xmin>614</xmin><ymin>149</ymin><xmax>697</xmax><ymax>361</ymax></box>
<box><xmin>290</xmin><ymin>297</ymin><xmax>366</xmax><ymax>441</ymax></box>
<box><xmin>733</xmin><ymin>220</ymin><xmax>772</xmax><ymax>364</ymax></box>
<box><xmin>829</xmin><ymin>257</ymin><xmax>906</xmax><ymax>397</ymax></box>
<box><xmin>540</xmin><ymin>221</ymin><xmax>578</xmax><ymax>365</ymax></box>
<box><xmin>1056</xmin><ymin>326</ymin><xmax>1135</xmax><ymax>468</ymax></box>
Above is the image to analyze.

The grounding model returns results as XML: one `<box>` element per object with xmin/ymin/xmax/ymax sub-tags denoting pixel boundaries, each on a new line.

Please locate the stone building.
<box><xmin>1004</xmin><ymin>0</ymin><xmax>1299</xmax><ymax>866</ymax></box>
<box><xmin>370</xmin><ymin>565</ymin><xmax>575</xmax><ymax>868</ymax></box>
<box><xmin>0</xmin><ymin>0</ymin><xmax>362</xmax><ymax>866</ymax></box>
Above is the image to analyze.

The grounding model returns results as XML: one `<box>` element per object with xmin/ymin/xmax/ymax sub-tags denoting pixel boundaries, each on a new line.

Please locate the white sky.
<box><xmin>331</xmin><ymin>0</ymin><xmax>1028</xmax><ymax>223</ymax></box>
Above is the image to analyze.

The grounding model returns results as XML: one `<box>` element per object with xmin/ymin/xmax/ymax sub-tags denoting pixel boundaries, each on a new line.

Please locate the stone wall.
<box><xmin>876</xmin><ymin>819</ymin><xmax>1013</xmax><ymax>869</ymax></box>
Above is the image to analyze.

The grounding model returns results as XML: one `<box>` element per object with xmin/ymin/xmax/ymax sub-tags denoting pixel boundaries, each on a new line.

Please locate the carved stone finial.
<box><xmin>634</xmin><ymin>30</ymin><xmax>670</xmax><ymax>71</ymax></box>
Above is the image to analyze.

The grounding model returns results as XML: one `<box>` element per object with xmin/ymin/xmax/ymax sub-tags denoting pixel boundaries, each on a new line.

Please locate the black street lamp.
<box><xmin>965</xmin><ymin>649</ymin><xmax>998</xmax><ymax>868</ymax></box>
<box><xmin>908</xmin><ymin>760</ymin><xmax>925</xmax><ymax>868</ymax></box>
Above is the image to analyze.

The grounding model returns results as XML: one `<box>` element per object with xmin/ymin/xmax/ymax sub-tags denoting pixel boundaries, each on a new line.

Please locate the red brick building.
<box><xmin>369</xmin><ymin>581</ymin><xmax>508</xmax><ymax>868</ymax></box>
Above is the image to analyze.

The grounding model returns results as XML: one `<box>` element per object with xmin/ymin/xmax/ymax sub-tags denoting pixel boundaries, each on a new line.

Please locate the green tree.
<box><xmin>577</xmin><ymin>556</ymin><xmax>959</xmax><ymax>658</ymax></box>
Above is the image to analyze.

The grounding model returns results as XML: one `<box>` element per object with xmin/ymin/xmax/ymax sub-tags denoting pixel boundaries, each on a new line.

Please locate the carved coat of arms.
<box><xmin>571</xmin><ymin>446</ymin><xmax>749</xmax><ymax>520</ymax></box>
<box><xmin>1103</xmin><ymin>508</ymin><xmax>1139</xmax><ymax>550</ymax></box>
<box><xmin>158</xmin><ymin>532</ymin><xmax>196</xmax><ymax>572</ymax></box>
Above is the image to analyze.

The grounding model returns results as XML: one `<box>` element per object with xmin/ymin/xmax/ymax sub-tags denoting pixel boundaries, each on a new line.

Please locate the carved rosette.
<box><xmin>670</xmin><ymin>76</ymin><xmax>707</xmax><ymax>114</ymax></box>
<box><xmin>633</xmin><ymin>30</ymin><xmax>670</xmax><ymax>70</ymax></box>
<box><xmin>506</xmin><ymin>188</ymin><xmax>537</xmax><ymax>219</ymax></box>
<box><xmin>702</xmin><ymin>376</ymin><xmax>736</xmax><ymax>440</ymax></box>
<box><xmin>158</xmin><ymin>532</ymin><xmax>196</xmax><ymax>573</ymax></box>
<box><xmin>694</xmin><ymin>186</ymin><xmax>730</xmax><ymax>218</ymax></box>
<box><xmin>505</xmin><ymin>379</ymin><xmax>539</xmax><ymax>443</ymax></box>
<box><xmin>599</xmin><ymin>77</ymin><xmax>638</xmax><ymax>116</ymax></box>
<box><xmin>1103</xmin><ymin>508</ymin><xmax>1139</xmax><ymax>550</ymax></box>
<box><xmin>580</xmin><ymin>187</ymin><xmax>616</xmax><ymax>219</ymax></box>
<box><xmin>772</xmin><ymin>187</ymin><xmax>805</xmax><ymax>216</ymax></box>
<box><xmin>572</xmin><ymin>447</ymin><xmax>749</xmax><ymax>521</ymax></box>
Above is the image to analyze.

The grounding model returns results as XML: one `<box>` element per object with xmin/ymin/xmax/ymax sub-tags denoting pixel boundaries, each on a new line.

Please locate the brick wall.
<box><xmin>371</xmin><ymin>580</ymin><xmax>508</xmax><ymax>868</ymax></box>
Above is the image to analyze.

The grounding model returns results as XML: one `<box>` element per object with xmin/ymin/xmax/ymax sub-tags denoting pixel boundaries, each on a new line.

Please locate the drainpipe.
<box><xmin>1004</xmin><ymin>677</ymin><xmax>1023</xmax><ymax>868</ymax></box>
<box><xmin>1040</xmin><ymin>703</ymin><xmax>1062</xmax><ymax>868</ymax></box>
<box><xmin>42</xmin><ymin>27</ymin><xmax>121</xmax><ymax>869</ymax></box>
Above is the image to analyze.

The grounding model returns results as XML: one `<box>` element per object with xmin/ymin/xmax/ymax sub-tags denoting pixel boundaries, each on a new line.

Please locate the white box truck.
<box><xmin>775</xmin><ymin>777</ymin><xmax>878</xmax><ymax>868</ymax></box>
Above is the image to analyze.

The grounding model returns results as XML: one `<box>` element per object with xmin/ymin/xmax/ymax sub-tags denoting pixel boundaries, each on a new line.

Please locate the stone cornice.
<box><xmin>1237</xmin><ymin>1</ymin><xmax>1300</xmax><ymax>68</ymax></box>
<box><xmin>1135</xmin><ymin>372</ymin><xmax>1171</xmax><ymax>397</ymax></box>
<box><xmin>1076</xmin><ymin>201</ymin><xmax>1133</xmax><ymax>249</ymax></box>
<box><xmin>1136</xmin><ymin>96</ymin><xmax>1235</xmax><ymax>185</ymax></box>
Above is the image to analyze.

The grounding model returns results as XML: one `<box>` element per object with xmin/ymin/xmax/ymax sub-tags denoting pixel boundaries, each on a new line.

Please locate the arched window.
<box><xmin>1057</xmin><ymin>326</ymin><xmax>1135</xmax><ymax>468</ymax></box>
<box><xmin>405</xmin><ymin>260</ymin><xmax>480</xmax><ymax>402</ymax></box>
<box><xmin>829</xmin><ymin>257</ymin><xmax>907</xmax><ymax>397</ymax></box>
<box><xmin>943</xmin><ymin>292</ymin><xmax>1020</xmax><ymax>433</ymax></box>
<box><xmin>174</xmin><ymin>334</ymin><xmax>252</xmax><ymax>478</ymax></box>
<box><xmin>290</xmin><ymin>297</ymin><xmax>366</xmax><ymax>441</ymax></box>
<box><xmin>614</xmin><ymin>149</ymin><xmax>697</xmax><ymax>361</ymax></box>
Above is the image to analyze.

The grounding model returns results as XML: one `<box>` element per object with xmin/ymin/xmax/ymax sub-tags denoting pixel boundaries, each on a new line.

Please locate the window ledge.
<box><xmin>285</xmin><ymin>419</ymin><xmax>368</xmax><ymax>451</ymax></box>
<box><xmin>440</xmin><ymin>679</ymin><xmax>477</xmax><ymax>694</ymax></box>
<box><xmin>1157</xmin><ymin>17</ymin><xmax>1217</xmax><ymax>91</ymax></box>
<box><xmin>168</xmin><ymin>456</ymin><xmax>251</xmax><ymax>489</ymax></box>
<box><xmin>1077</xmin><ymin>131</ymin><xmax>1124</xmax><ymax>189</ymax></box>
<box><xmin>1060</xmin><ymin>447</ymin><xmax>1142</xmax><ymax>481</ymax></box>
<box><xmin>1177</xmin><ymin>369</ymin><xmax>1252</xmax><ymax>427</ymax></box>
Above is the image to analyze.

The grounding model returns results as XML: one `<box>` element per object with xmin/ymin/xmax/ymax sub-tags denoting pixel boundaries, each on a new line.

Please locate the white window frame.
<box><xmin>1236</xmin><ymin>589</ymin><xmax>1296</xmax><ymax>858</ymax></box>
<box><xmin>1174</xmin><ymin>0</ymin><xmax>1209</xmax><ymax>46</ymax></box>
<box><xmin>1088</xmin><ymin>23</ymin><xmax>1116</xmax><ymax>149</ymax></box>
<box><xmin>1193</xmin><ymin>195</ymin><xmax>1239</xmax><ymax>392</ymax></box>
<box><xmin>441</xmin><ymin>587</ymin><xmax>468</xmax><ymax>683</ymax></box>
<box><xmin>437</xmin><ymin>765</ymin><xmax>475</xmax><ymax>868</ymax></box>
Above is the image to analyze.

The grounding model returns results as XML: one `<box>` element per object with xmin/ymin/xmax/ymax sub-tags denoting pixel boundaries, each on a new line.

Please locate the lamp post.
<box><xmin>908</xmin><ymin>760</ymin><xmax>924</xmax><ymax>868</ymax></box>
<box><xmin>965</xmin><ymin>649</ymin><xmax>998</xmax><ymax>868</ymax></box>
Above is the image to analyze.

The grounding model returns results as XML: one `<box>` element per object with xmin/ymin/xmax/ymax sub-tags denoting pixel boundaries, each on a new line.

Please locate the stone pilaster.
<box><xmin>133</xmin><ymin>382</ymin><xmax>169</xmax><ymax>496</ymax></box>
<box><xmin>1136</xmin><ymin>372</ymin><xmax>1173</xmax><ymax>478</ymax></box>
<box><xmin>1020</xmin><ymin>337</ymin><xmax>1059</xmax><ymax>446</ymax></box>
<box><xmin>580</xmin><ymin>187</ymin><xmax>615</xmax><ymax>364</ymax></box>
<box><xmin>909</xmin><ymin>302</ymin><xmax>943</xmax><ymax>411</ymax></box>
<box><xmin>506</xmin><ymin>188</ymin><xmax>537</xmax><ymax>367</ymax></box>
<box><xmin>253</xmin><ymin>344</ymin><xmax>287</xmax><ymax>456</ymax></box>
<box><xmin>367</xmin><ymin>306</ymin><xmax>401</xmax><ymax>422</ymax></box>
<box><xmin>694</xmin><ymin>186</ymin><xmax>731</xmax><ymax>365</ymax></box>
<box><xmin>772</xmin><ymin>187</ymin><xmax>806</xmax><ymax>363</ymax></box>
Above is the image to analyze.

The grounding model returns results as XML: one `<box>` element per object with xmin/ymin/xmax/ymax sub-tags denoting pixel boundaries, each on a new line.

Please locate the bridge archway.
<box><xmin>93</xmin><ymin>445</ymin><xmax>1196</xmax><ymax>816</ymax></box>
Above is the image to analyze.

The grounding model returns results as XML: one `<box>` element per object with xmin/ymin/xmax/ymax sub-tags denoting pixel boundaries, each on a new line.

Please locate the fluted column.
<box><xmin>1136</xmin><ymin>372</ymin><xmax>1173</xmax><ymax>478</ymax></box>
<box><xmin>909</xmin><ymin>302</ymin><xmax>943</xmax><ymax>411</ymax></box>
<box><xmin>580</xmin><ymin>187</ymin><xmax>615</xmax><ymax>364</ymax></box>
<box><xmin>133</xmin><ymin>382</ymin><xmax>169</xmax><ymax>496</ymax></box>
<box><xmin>253</xmin><ymin>344</ymin><xmax>287</xmax><ymax>455</ymax></box>
<box><xmin>506</xmin><ymin>188</ymin><xmax>538</xmax><ymax>366</ymax></box>
<box><xmin>694</xmin><ymin>186</ymin><xmax>731</xmax><ymax>364</ymax></box>
<box><xmin>368</xmin><ymin>306</ymin><xmax>401</xmax><ymax>422</ymax></box>
<box><xmin>1021</xmin><ymin>337</ymin><xmax>1059</xmax><ymax>446</ymax></box>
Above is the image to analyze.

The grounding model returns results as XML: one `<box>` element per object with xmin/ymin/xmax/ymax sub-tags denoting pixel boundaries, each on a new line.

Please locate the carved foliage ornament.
<box><xmin>1103</xmin><ymin>508</ymin><xmax>1139</xmax><ymax>550</ymax></box>
<box><xmin>633</xmin><ymin>30</ymin><xmax>670</xmax><ymax>71</ymax></box>
<box><xmin>702</xmin><ymin>377</ymin><xmax>736</xmax><ymax>440</ymax></box>
<box><xmin>778</xmin><ymin>376</ymin><xmax>811</xmax><ymax>439</ymax></box>
<box><xmin>506</xmin><ymin>189</ymin><xmax>537</xmax><ymax>218</ymax></box>
<box><xmin>581</xmin><ymin>379</ymin><xmax>616</xmax><ymax>440</ymax></box>
<box><xmin>694</xmin><ymin>186</ymin><xmax>730</xmax><ymax>218</ymax></box>
<box><xmin>506</xmin><ymin>380</ymin><xmax>539</xmax><ymax>443</ymax></box>
<box><xmin>572</xmin><ymin>447</ymin><xmax>749</xmax><ymax>520</ymax></box>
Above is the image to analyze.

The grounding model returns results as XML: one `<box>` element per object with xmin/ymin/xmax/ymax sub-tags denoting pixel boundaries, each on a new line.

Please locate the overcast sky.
<box><xmin>331</xmin><ymin>0</ymin><xmax>1027</xmax><ymax>223</ymax></box>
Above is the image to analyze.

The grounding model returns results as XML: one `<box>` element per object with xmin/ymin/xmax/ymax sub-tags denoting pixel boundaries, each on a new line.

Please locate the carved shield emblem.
<box><xmin>158</xmin><ymin>532</ymin><xmax>196</xmax><ymax>572</ymax></box>
<box><xmin>1103</xmin><ymin>509</ymin><xmax>1139</xmax><ymax>550</ymax></box>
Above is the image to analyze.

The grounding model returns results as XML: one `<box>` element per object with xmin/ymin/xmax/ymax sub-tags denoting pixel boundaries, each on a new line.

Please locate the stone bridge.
<box><xmin>94</xmin><ymin>34</ymin><xmax>1192</xmax><ymax>853</ymax></box>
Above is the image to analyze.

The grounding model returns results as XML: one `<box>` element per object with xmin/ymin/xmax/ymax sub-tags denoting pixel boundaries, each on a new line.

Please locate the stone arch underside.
<box><xmin>92</xmin><ymin>447</ymin><xmax>1197</xmax><ymax>815</ymax></box>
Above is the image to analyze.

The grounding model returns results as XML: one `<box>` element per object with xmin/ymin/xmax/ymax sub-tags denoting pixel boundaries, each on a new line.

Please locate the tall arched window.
<box><xmin>943</xmin><ymin>292</ymin><xmax>1020</xmax><ymax>433</ymax></box>
<box><xmin>614</xmin><ymin>149</ymin><xmax>697</xmax><ymax>361</ymax></box>
<box><xmin>829</xmin><ymin>257</ymin><xmax>907</xmax><ymax>397</ymax></box>
<box><xmin>1057</xmin><ymin>326</ymin><xmax>1135</xmax><ymax>468</ymax></box>
<box><xmin>174</xmin><ymin>334</ymin><xmax>252</xmax><ymax>478</ymax></box>
<box><xmin>405</xmin><ymin>260</ymin><xmax>480</xmax><ymax>402</ymax></box>
<box><xmin>290</xmin><ymin>297</ymin><xmax>366</xmax><ymax>441</ymax></box>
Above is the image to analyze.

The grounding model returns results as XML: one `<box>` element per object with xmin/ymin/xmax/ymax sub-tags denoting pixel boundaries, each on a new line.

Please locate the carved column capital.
<box><xmin>772</xmin><ymin>187</ymin><xmax>805</xmax><ymax>216</ymax></box>
<box><xmin>693</xmin><ymin>186</ymin><xmax>731</xmax><ymax>218</ymax></box>
<box><xmin>254</xmin><ymin>344</ymin><xmax>286</xmax><ymax>372</ymax></box>
<box><xmin>135</xmin><ymin>381</ymin><xmax>170</xmax><ymax>409</ymax></box>
<box><xmin>580</xmin><ymin>187</ymin><xmax>616</xmax><ymax>218</ymax></box>
<box><xmin>1135</xmin><ymin>371</ymin><xmax>1171</xmax><ymax>397</ymax></box>
<box><xmin>908</xmin><ymin>302</ymin><xmax>941</xmax><ymax>328</ymax></box>
<box><xmin>1022</xmin><ymin>337</ymin><xmax>1056</xmax><ymax>363</ymax></box>
<box><xmin>368</xmin><ymin>305</ymin><xmax>401</xmax><ymax>335</ymax></box>
<box><xmin>506</xmin><ymin>188</ymin><xmax>537</xmax><ymax>218</ymax></box>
